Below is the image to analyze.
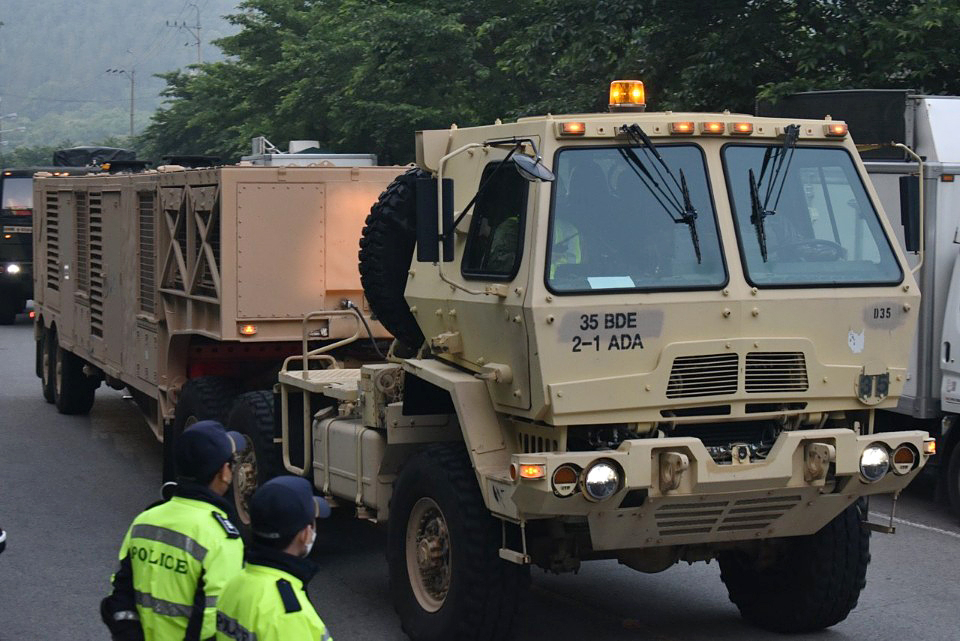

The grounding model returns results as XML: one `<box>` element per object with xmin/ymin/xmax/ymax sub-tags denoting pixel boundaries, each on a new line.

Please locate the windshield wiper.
<box><xmin>620</xmin><ymin>124</ymin><xmax>702</xmax><ymax>263</ymax></box>
<box><xmin>751</xmin><ymin>123</ymin><xmax>800</xmax><ymax>261</ymax></box>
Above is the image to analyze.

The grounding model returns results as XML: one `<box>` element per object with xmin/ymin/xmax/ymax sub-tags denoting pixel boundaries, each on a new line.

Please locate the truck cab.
<box><xmin>273</xmin><ymin>82</ymin><xmax>934</xmax><ymax>640</ymax></box>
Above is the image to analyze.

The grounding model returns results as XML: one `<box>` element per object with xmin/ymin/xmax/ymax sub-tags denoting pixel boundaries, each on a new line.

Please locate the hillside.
<box><xmin>0</xmin><ymin>0</ymin><xmax>239</xmax><ymax>152</ymax></box>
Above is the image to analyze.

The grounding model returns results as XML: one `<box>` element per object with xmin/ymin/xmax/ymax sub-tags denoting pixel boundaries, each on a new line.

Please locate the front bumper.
<box><xmin>497</xmin><ymin>428</ymin><xmax>929</xmax><ymax>550</ymax></box>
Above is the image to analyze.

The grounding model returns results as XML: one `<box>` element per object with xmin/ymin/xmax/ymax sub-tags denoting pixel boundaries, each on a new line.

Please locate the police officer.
<box><xmin>215</xmin><ymin>476</ymin><xmax>333</xmax><ymax>641</ymax></box>
<box><xmin>101</xmin><ymin>420</ymin><xmax>247</xmax><ymax>641</ymax></box>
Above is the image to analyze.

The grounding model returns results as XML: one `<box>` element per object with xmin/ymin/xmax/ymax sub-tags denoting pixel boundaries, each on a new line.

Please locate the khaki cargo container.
<box><xmin>32</xmin><ymin>163</ymin><xmax>402</xmax><ymax>438</ymax></box>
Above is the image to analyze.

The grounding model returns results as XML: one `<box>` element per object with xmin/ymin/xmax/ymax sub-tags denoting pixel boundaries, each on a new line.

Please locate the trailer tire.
<box><xmin>40</xmin><ymin>328</ymin><xmax>55</xmax><ymax>403</ymax></box>
<box><xmin>387</xmin><ymin>444</ymin><xmax>529</xmax><ymax>641</ymax></box>
<box><xmin>359</xmin><ymin>167</ymin><xmax>428</xmax><ymax>352</ymax></box>
<box><xmin>227</xmin><ymin>390</ymin><xmax>281</xmax><ymax>525</ymax></box>
<box><xmin>173</xmin><ymin>376</ymin><xmax>240</xmax><ymax>434</ymax></box>
<box><xmin>54</xmin><ymin>344</ymin><xmax>97</xmax><ymax>415</ymax></box>
<box><xmin>946</xmin><ymin>441</ymin><xmax>960</xmax><ymax>520</ymax></box>
<box><xmin>719</xmin><ymin>501</ymin><xmax>870</xmax><ymax>633</ymax></box>
<box><xmin>171</xmin><ymin>377</ymin><xmax>241</xmax><ymax>479</ymax></box>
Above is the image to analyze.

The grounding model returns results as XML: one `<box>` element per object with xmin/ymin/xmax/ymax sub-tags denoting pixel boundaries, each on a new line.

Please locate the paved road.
<box><xmin>1</xmin><ymin>316</ymin><xmax>959</xmax><ymax>640</ymax></box>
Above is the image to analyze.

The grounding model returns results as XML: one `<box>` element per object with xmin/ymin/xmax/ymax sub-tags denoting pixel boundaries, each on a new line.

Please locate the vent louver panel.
<box><xmin>89</xmin><ymin>192</ymin><xmax>104</xmax><ymax>337</ymax></box>
<box><xmin>138</xmin><ymin>192</ymin><xmax>156</xmax><ymax>315</ymax></box>
<box><xmin>45</xmin><ymin>192</ymin><xmax>59</xmax><ymax>291</ymax></box>
<box><xmin>745</xmin><ymin>352</ymin><xmax>808</xmax><ymax>393</ymax></box>
<box><xmin>666</xmin><ymin>353</ymin><xmax>739</xmax><ymax>398</ymax></box>
<box><xmin>75</xmin><ymin>191</ymin><xmax>89</xmax><ymax>295</ymax></box>
<box><xmin>654</xmin><ymin>495</ymin><xmax>803</xmax><ymax>537</ymax></box>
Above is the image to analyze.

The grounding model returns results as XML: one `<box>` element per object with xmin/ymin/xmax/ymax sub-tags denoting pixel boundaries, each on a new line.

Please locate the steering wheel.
<box><xmin>771</xmin><ymin>238</ymin><xmax>846</xmax><ymax>262</ymax></box>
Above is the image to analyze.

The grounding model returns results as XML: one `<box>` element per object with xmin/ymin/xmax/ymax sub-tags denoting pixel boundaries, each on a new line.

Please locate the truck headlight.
<box><xmin>5</xmin><ymin>264</ymin><xmax>20</xmax><ymax>275</ymax></box>
<box><xmin>859</xmin><ymin>444</ymin><xmax>889</xmax><ymax>483</ymax></box>
<box><xmin>582</xmin><ymin>460</ymin><xmax>621</xmax><ymax>502</ymax></box>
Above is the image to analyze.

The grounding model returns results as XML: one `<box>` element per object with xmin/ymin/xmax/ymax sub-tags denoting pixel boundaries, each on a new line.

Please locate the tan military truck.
<box><xmin>225</xmin><ymin>82</ymin><xmax>933</xmax><ymax>641</ymax></box>
<box><xmin>31</xmin><ymin>158</ymin><xmax>402</xmax><ymax>477</ymax></box>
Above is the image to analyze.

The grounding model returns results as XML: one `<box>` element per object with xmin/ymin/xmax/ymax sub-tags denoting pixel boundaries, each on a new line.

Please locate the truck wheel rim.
<box><xmin>42</xmin><ymin>338</ymin><xmax>50</xmax><ymax>387</ymax></box>
<box><xmin>233</xmin><ymin>443</ymin><xmax>257</xmax><ymax>525</ymax></box>
<box><xmin>405</xmin><ymin>497</ymin><xmax>451</xmax><ymax>613</ymax></box>
<box><xmin>54</xmin><ymin>350</ymin><xmax>63</xmax><ymax>397</ymax></box>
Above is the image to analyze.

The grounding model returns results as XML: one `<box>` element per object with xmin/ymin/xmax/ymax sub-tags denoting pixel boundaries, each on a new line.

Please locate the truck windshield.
<box><xmin>546</xmin><ymin>145</ymin><xmax>725</xmax><ymax>293</ymax></box>
<box><xmin>723</xmin><ymin>145</ymin><xmax>902</xmax><ymax>286</ymax></box>
<box><xmin>1</xmin><ymin>178</ymin><xmax>33</xmax><ymax>209</ymax></box>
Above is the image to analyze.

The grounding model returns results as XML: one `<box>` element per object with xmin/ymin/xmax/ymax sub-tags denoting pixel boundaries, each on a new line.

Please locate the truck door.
<box><xmin>941</xmin><ymin>248</ymin><xmax>960</xmax><ymax>413</ymax></box>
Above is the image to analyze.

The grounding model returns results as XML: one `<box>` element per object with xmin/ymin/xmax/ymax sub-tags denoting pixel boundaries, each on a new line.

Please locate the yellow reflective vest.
<box><xmin>216</xmin><ymin>549</ymin><xmax>331</xmax><ymax>641</ymax></box>
<box><xmin>117</xmin><ymin>490</ymin><xmax>244</xmax><ymax>641</ymax></box>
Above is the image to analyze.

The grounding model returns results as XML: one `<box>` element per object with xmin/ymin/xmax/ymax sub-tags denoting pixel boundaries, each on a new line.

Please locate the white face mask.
<box><xmin>303</xmin><ymin>525</ymin><xmax>316</xmax><ymax>557</ymax></box>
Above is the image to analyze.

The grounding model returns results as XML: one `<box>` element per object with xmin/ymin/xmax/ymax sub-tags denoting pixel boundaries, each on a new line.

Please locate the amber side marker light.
<box><xmin>730</xmin><ymin>122</ymin><xmax>753</xmax><ymax>135</ymax></box>
<box><xmin>825</xmin><ymin>123</ymin><xmax>848</xmax><ymax>137</ymax></box>
<box><xmin>942</xmin><ymin>174</ymin><xmax>955</xmax><ymax>182</ymax></box>
<box><xmin>510</xmin><ymin>463</ymin><xmax>546</xmax><ymax>481</ymax></box>
<box><xmin>923</xmin><ymin>438</ymin><xmax>937</xmax><ymax>455</ymax></box>
<box><xmin>238</xmin><ymin>323</ymin><xmax>257</xmax><ymax>336</ymax></box>
<box><xmin>702</xmin><ymin>122</ymin><xmax>725</xmax><ymax>134</ymax></box>
<box><xmin>561</xmin><ymin>121</ymin><xmax>586</xmax><ymax>136</ymax></box>
<box><xmin>670</xmin><ymin>121</ymin><xmax>695</xmax><ymax>135</ymax></box>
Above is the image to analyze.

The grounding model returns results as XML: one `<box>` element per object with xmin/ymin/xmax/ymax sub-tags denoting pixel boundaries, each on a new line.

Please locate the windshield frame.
<box><xmin>721</xmin><ymin>142</ymin><xmax>904</xmax><ymax>289</ymax></box>
<box><xmin>544</xmin><ymin>142</ymin><xmax>729</xmax><ymax>296</ymax></box>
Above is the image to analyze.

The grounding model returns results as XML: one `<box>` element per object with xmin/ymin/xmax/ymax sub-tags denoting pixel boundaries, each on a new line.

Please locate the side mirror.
<box><xmin>899</xmin><ymin>175</ymin><xmax>920</xmax><ymax>253</ymax></box>
<box><xmin>415</xmin><ymin>177</ymin><xmax>454</xmax><ymax>262</ymax></box>
<box><xmin>513</xmin><ymin>154</ymin><xmax>555</xmax><ymax>183</ymax></box>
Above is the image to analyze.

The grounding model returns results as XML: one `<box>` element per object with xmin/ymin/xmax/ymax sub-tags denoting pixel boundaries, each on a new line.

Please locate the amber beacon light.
<box><xmin>609</xmin><ymin>80</ymin><xmax>646</xmax><ymax>112</ymax></box>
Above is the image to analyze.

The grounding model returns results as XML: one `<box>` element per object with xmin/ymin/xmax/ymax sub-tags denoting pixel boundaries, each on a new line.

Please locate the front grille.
<box><xmin>745</xmin><ymin>352</ymin><xmax>808</xmax><ymax>393</ymax></box>
<box><xmin>666</xmin><ymin>353</ymin><xmax>738</xmax><ymax>398</ymax></box>
<box><xmin>654</xmin><ymin>495</ymin><xmax>803</xmax><ymax>537</ymax></box>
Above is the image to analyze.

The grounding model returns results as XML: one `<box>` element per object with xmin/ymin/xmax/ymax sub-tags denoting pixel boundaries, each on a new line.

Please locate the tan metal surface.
<box><xmin>32</xmin><ymin>165</ymin><xmax>402</xmax><ymax>434</ymax></box>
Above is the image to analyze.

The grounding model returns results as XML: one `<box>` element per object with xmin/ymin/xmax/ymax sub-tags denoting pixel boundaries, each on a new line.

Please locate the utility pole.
<box><xmin>167</xmin><ymin>3</ymin><xmax>202</xmax><ymax>66</ymax></box>
<box><xmin>106</xmin><ymin>68</ymin><xmax>135</xmax><ymax>138</ymax></box>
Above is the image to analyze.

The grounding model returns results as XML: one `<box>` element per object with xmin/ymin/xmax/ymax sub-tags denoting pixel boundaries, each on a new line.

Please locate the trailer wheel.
<box><xmin>946</xmin><ymin>442</ymin><xmax>960</xmax><ymax>520</ymax></box>
<box><xmin>54</xmin><ymin>344</ymin><xmax>97</xmax><ymax>415</ymax></box>
<box><xmin>40</xmin><ymin>328</ymin><xmax>55</xmax><ymax>403</ymax></box>
<box><xmin>171</xmin><ymin>376</ymin><xmax>241</xmax><ymax>474</ymax></box>
<box><xmin>388</xmin><ymin>444</ymin><xmax>529</xmax><ymax>641</ymax></box>
<box><xmin>719</xmin><ymin>501</ymin><xmax>870</xmax><ymax>633</ymax></box>
<box><xmin>359</xmin><ymin>167</ymin><xmax>428</xmax><ymax>352</ymax></box>
<box><xmin>227</xmin><ymin>390</ymin><xmax>281</xmax><ymax>525</ymax></box>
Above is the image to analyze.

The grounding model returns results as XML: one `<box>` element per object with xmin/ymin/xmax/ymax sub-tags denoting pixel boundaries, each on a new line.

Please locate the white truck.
<box><xmin>762</xmin><ymin>90</ymin><xmax>960</xmax><ymax>517</ymax></box>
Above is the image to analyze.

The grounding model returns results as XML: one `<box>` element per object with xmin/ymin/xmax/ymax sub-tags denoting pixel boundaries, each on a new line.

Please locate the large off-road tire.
<box><xmin>172</xmin><ymin>376</ymin><xmax>240</xmax><ymax>439</ymax></box>
<box><xmin>227</xmin><ymin>390</ymin><xmax>282</xmax><ymax>525</ymax></box>
<box><xmin>718</xmin><ymin>502</ymin><xmax>870</xmax><ymax>633</ymax></box>
<box><xmin>40</xmin><ymin>328</ymin><xmax>55</xmax><ymax>403</ymax></box>
<box><xmin>946</xmin><ymin>441</ymin><xmax>960</xmax><ymax>520</ymax></box>
<box><xmin>359</xmin><ymin>167</ymin><xmax>428</xmax><ymax>352</ymax></box>
<box><xmin>388</xmin><ymin>444</ymin><xmax>529</xmax><ymax>641</ymax></box>
<box><xmin>54</xmin><ymin>344</ymin><xmax>97</xmax><ymax>415</ymax></box>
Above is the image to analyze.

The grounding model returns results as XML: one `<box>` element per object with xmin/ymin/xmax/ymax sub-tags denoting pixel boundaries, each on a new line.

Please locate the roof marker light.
<box><xmin>669</xmin><ymin>121</ymin><xmax>695</xmax><ymax>135</ymax></box>
<box><xmin>702</xmin><ymin>122</ymin><xmax>724</xmax><ymax>134</ymax></box>
<box><xmin>560</xmin><ymin>121</ymin><xmax>586</xmax><ymax>136</ymax></box>
<box><xmin>730</xmin><ymin>122</ymin><xmax>754</xmax><ymax>135</ymax></box>
<box><xmin>825</xmin><ymin>123</ymin><xmax>848</xmax><ymax>137</ymax></box>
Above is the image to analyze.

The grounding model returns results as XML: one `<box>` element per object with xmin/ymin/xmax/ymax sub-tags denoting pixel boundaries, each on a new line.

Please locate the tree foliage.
<box><xmin>138</xmin><ymin>0</ymin><xmax>960</xmax><ymax>165</ymax></box>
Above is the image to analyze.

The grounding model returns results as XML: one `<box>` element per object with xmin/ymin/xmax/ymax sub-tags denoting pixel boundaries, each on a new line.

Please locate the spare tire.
<box><xmin>359</xmin><ymin>168</ymin><xmax>428</xmax><ymax>352</ymax></box>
